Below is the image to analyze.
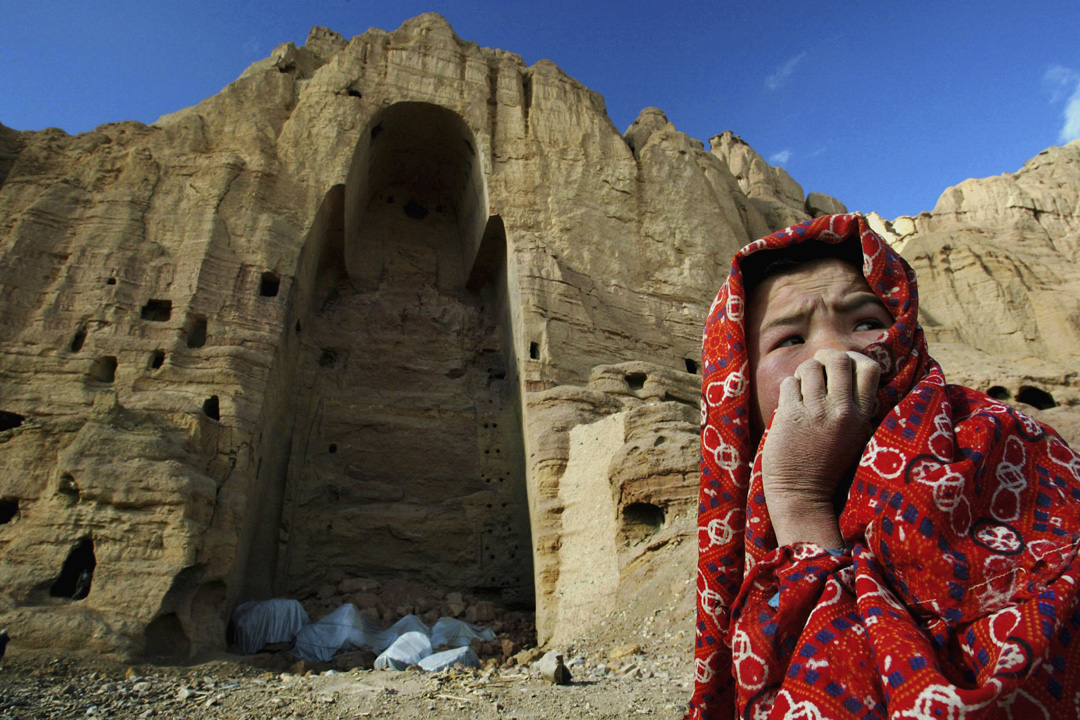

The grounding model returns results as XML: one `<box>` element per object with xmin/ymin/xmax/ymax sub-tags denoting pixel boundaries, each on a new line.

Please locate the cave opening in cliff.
<box><xmin>260</xmin><ymin>271</ymin><xmax>280</xmax><ymax>297</ymax></box>
<box><xmin>1017</xmin><ymin>385</ymin><xmax>1057</xmax><ymax>410</ymax></box>
<box><xmin>622</xmin><ymin>502</ymin><xmax>665</xmax><ymax>543</ymax></box>
<box><xmin>245</xmin><ymin>102</ymin><xmax>533</xmax><ymax>618</ymax></box>
<box><xmin>0</xmin><ymin>498</ymin><xmax>18</xmax><ymax>524</ymax></box>
<box><xmin>0</xmin><ymin>411</ymin><xmax>24</xmax><ymax>432</ymax></box>
<box><xmin>89</xmin><ymin>355</ymin><xmax>117</xmax><ymax>383</ymax></box>
<box><xmin>184</xmin><ymin>315</ymin><xmax>208</xmax><ymax>348</ymax></box>
<box><xmin>49</xmin><ymin>536</ymin><xmax>95</xmax><ymax>600</ymax></box>
<box><xmin>140</xmin><ymin>299</ymin><xmax>172</xmax><ymax>322</ymax></box>
<box><xmin>70</xmin><ymin>326</ymin><xmax>86</xmax><ymax>352</ymax></box>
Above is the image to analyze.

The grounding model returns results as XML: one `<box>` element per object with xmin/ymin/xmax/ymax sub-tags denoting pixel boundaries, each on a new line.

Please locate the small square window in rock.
<box><xmin>529</xmin><ymin>342</ymin><xmax>539</xmax><ymax>360</ymax></box>
<box><xmin>105</xmin><ymin>277</ymin><xmax>116</xmax><ymax>285</ymax></box>
<box><xmin>328</xmin><ymin>443</ymin><xmax>338</xmax><ymax>454</ymax></box>
<box><xmin>149</xmin><ymin>350</ymin><xmax>165</xmax><ymax>369</ymax></box>
<box><xmin>184</xmin><ymin>316</ymin><xmax>207</xmax><ymax>349</ymax></box>
<box><xmin>626</xmin><ymin>372</ymin><xmax>646</xmax><ymax>391</ymax></box>
<box><xmin>259</xmin><ymin>271</ymin><xmax>280</xmax><ymax>297</ymax></box>
<box><xmin>89</xmin><ymin>356</ymin><xmax>117</xmax><ymax>383</ymax></box>
<box><xmin>141</xmin><ymin>299</ymin><xmax>172</xmax><ymax>322</ymax></box>
<box><xmin>203</xmin><ymin>395</ymin><xmax>220</xmax><ymax>421</ymax></box>
<box><xmin>685</xmin><ymin>358</ymin><xmax>699</xmax><ymax>374</ymax></box>
<box><xmin>318</xmin><ymin>349</ymin><xmax>337</xmax><ymax>368</ymax></box>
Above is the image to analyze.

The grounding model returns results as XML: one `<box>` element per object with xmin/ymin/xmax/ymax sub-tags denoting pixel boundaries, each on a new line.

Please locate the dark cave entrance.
<box><xmin>50</xmin><ymin>536</ymin><xmax>95</xmax><ymax>600</ymax></box>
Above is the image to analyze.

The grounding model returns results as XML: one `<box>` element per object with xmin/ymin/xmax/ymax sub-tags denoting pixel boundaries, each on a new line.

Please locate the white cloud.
<box><xmin>769</xmin><ymin>149</ymin><xmax>792</xmax><ymax>166</ymax></box>
<box><xmin>1044</xmin><ymin>65</ymin><xmax>1080</xmax><ymax>144</ymax></box>
<box><xmin>1061</xmin><ymin>89</ymin><xmax>1080</xmax><ymax>143</ymax></box>
<box><xmin>765</xmin><ymin>53</ymin><xmax>807</xmax><ymax>91</ymax></box>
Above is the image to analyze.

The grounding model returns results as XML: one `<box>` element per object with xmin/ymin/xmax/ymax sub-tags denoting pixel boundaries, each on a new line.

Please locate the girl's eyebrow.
<box><xmin>759</xmin><ymin>292</ymin><xmax>887</xmax><ymax>334</ymax></box>
<box><xmin>834</xmin><ymin>292</ymin><xmax>888</xmax><ymax>314</ymax></box>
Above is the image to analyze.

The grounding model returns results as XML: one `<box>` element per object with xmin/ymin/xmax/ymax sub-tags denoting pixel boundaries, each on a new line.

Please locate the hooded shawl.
<box><xmin>688</xmin><ymin>214</ymin><xmax>1080</xmax><ymax>720</ymax></box>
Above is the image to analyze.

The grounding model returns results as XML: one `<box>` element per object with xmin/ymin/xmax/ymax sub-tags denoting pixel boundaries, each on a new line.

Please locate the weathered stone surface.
<box><xmin>709</xmin><ymin>131</ymin><xmax>808</xmax><ymax>233</ymax></box>
<box><xmin>806</xmin><ymin>191</ymin><xmax>848</xmax><ymax>218</ymax></box>
<box><xmin>527</xmin><ymin>362</ymin><xmax>699</xmax><ymax>643</ymax></box>
<box><xmin>0</xmin><ymin>14</ymin><xmax>809</xmax><ymax>655</ymax></box>
<box><xmin>867</xmin><ymin>140</ymin><xmax>1080</xmax><ymax>449</ymax></box>
<box><xmin>1</xmin><ymin>12</ymin><xmax>1077</xmax><ymax>660</ymax></box>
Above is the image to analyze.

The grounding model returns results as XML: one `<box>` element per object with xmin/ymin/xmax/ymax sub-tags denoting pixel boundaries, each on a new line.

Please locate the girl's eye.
<box><xmin>776</xmin><ymin>335</ymin><xmax>804</xmax><ymax>348</ymax></box>
<box><xmin>855</xmin><ymin>319</ymin><xmax>883</xmax><ymax>332</ymax></box>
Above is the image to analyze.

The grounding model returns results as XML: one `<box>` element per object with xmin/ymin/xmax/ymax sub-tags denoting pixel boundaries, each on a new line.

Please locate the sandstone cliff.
<box><xmin>0</xmin><ymin>14</ymin><xmax>840</xmax><ymax>656</ymax></box>
<box><xmin>867</xmin><ymin>140</ymin><xmax>1080</xmax><ymax>445</ymax></box>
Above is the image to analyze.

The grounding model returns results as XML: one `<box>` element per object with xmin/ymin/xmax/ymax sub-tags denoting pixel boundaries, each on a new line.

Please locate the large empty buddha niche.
<box><xmin>270</xmin><ymin>103</ymin><xmax>532</xmax><ymax>610</ymax></box>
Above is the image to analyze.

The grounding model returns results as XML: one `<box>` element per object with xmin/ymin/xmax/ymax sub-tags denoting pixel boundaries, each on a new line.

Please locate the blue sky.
<box><xmin>3</xmin><ymin>1</ymin><xmax>1079</xmax><ymax>219</ymax></box>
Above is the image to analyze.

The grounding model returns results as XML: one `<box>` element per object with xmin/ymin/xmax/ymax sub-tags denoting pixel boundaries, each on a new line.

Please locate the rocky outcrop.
<box><xmin>709</xmin><ymin>131</ymin><xmax>847</xmax><ymax>231</ymax></box>
<box><xmin>0</xmin><ymin>14</ymin><xmax>825</xmax><ymax>655</ymax></box>
<box><xmin>866</xmin><ymin>140</ymin><xmax>1080</xmax><ymax>445</ymax></box>
<box><xmin>525</xmin><ymin>362</ymin><xmax>700</xmax><ymax>640</ymax></box>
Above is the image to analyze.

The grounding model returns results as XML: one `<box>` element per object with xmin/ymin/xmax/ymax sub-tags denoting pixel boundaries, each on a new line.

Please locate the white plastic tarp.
<box><xmin>389</xmin><ymin>614</ymin><xmax>430</xmax><ymax>637</ymax></box>
<box><xmin>294</xmin><ymin>604</ymin><xmax>395</xmax><ymax>662</ymax></box>
<box><xmin>374</xmin><ymin>631</ymin><xmax>433</xmax><ymax>670</ymax></box>
<box><xmin>418</xmin><ymin>646</ymin><xmax>480</xmax><ymax>672</ymax></box>
<box><xmin>291</xmin><ymin>605</ymin><xmax>496</xmax><ymax>669</ymax></box>
<box><xmin>430</xmin><ymin>617</ymin><xmax>496</xmax><ymax>650</ymax></box>
<box><xmin>232</xmin><ymin>599</ymin><xmax>310</xmax><ymax>655</ymax></box>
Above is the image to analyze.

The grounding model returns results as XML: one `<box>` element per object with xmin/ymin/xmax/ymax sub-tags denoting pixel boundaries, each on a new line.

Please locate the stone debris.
<box><xmin>0</xmin><ymin>641</ymin><xmax>692</xmax><ymax>718</ymax></box>
<box><xmin>608</xmin><ymin>643</ymin><xmax>642</xmax><ymax>661</ymax></box>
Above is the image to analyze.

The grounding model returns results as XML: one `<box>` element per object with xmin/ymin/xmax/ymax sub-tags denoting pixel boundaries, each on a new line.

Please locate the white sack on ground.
<box><xmin>231</xmin><ymin>599</ymin><xmax>310</xmax><ymax>655</ymax></box>
<box><xmin>419</xmin><ymin>646</ymin><xmax>480</xmax><ymax>672</ymax></box>
<box><xmin>430</xmin><ymin>616</ymin><xmax>496</xmax><ymax>649</ymax></box>
<box><xmin>374</xmin><ymin>631</ymin><xmax>433</xmax><ymax>670</ymax></box>
<box><xmin>294</xmin><ymin>604</ymin><xmax>394</xmax><ymax>662</ymax></box>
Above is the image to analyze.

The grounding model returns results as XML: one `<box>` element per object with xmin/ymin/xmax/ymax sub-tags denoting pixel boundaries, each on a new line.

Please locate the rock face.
<box><xmin>0</xmin><ymin>14</ymin><xmax>836</xmax><ymax>656</ymax></box>
<box><xmin>0</xmin><ymin>13</ymin><xmax>1075</xmax><ymax>660</ymax></box>
<box><xmin>866</xmin><ymin>140</ymin><xmax>1080</xmax><ymax>447</ymax></box>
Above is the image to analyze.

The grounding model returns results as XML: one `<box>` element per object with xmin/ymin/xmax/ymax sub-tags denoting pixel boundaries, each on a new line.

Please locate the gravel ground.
<box><xmin>0</xmin><ymin>643</ymin><xmax>693</xmax><ymax>720</ymax></box>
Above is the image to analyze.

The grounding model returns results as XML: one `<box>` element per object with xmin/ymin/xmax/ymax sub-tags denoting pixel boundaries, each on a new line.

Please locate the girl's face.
<box><xmin>745</xmin><ymin>258</ymin><xmax>893</xmax><ymax>437</ymax></box>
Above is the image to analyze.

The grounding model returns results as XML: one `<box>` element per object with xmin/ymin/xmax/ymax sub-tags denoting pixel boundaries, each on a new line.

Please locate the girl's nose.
<box><xmin>812</xmin><ymin>328</ymin><xmax>864</xmax><ymax>354</ymax></box>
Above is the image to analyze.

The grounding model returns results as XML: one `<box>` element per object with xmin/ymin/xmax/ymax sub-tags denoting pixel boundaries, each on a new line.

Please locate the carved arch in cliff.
<box><xmin>250</xmin><ymin>103</ymin><xmax>533</xmax><ymax>612</ymax></box>
<box><xmin>344</xmin><ymin>102</ymin><xmax>489</xmax><ymax>293</ymax></box>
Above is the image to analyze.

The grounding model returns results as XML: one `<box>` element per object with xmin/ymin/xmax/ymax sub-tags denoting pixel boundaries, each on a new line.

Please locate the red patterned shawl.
<box><xmin>688</xmin><ymin>214</ymin><xmax>1080</xmax><ymax>720</ymax></box>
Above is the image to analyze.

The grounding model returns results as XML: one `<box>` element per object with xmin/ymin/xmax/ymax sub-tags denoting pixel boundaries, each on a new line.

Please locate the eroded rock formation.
<box><xmin>0</xmin><ymin>13</ymin><xmax>1075</xmax><ymax>659</ymax></box>
<box><xmin>866</xmin><ymin>140</ymin><xmax>1080</xmax><ymax>446</ymax></box>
